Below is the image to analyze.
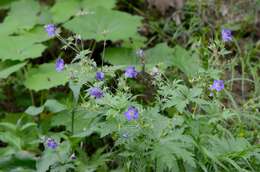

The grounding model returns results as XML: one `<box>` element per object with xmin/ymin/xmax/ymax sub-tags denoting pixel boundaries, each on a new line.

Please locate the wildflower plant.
<box><xmin>0</xmin><ymin>1</ymin><xmax>259</xmax><ymax>172</ymax></box>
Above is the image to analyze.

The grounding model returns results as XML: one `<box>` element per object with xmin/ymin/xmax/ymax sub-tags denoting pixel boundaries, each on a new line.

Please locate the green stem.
<box><xmin>71</xmin><ymin>102</ymin><xmax>77</xmax><ymax>135</ymax></box>
<box><xmin>101</xmin><ymin>40</ymin><xmax>106</xmax><ymax>71</ymax></box>
<box><xmin>56</xmin><ymin>35</ymin><xmax>80</xmax><ymax>53</ymax></box>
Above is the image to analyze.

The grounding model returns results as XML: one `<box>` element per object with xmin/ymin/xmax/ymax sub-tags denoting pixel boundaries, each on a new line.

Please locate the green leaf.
<box><xmin>145</xmin><ymin>43</ymin><xmax>174</xmax><ymax>66</ymax></box>
<box><xmin>44</xmin><ymin>99</ymin><xmax>67</xmax><ymax>113</ymax></box>
<box><xmin>0</xmin><ymin>61</ymin><xmax>27</xmax><ymax>79</ymax></box>
<box><xmin>0</xmin><ymin>132</ymin><xmax>22</xmax><ymax>150</ymax></box>
<box><xmin>51</xmin><ymin>0</ymin><xmax>80</xmax><ymax>23</ymax></box>
<box><xmin>64</xmin><ymin>7</ymin><xmax>142</xmax><ymax>41</ymax></box>
<box><xmin>36</xmin><ymin>150</ymin><xmax>59</xmax><ymax>172</ymax></box>
<box><xmin>52</xmin><ymin>110</ymin><xmax>99</xmax><ymax>135</ymax></box>
<box><xmin>0</xmin><ymin>151</ymin><xmax>36</xmax><ymax>171</ymax></box>
<box><xmin>104</xmin><ymin>47</ymin><xmax>138</xmax><ymax>66</ymax></box>
<box><xmin>24</xmin><ymin>63</ymin><xmax>69</xmax><ymax>91</ymax></box>
<box><xmin>0</xmin><ymin>0</ymin><xmax>17</xmax><ymax>8</ymax></box>
<box><xmin>0</xmin><ymin>27</ymin><xmax>49</xmax><ymax>61</ymax></box>
<box><xmin>69</xmin><ymin>81</ymin><xmax>82</xmax><ymax>103</ymax></box>
<box><xmin>0</xmin><ymin>37</ymin><xmax>46</xmax><ymax>61</ymax></box>
<box><xmin>81</xmin><ymin>0</ymin><xmax>116</xmax><ymax>11</ymax></box>
<box><xmin>25</xmin><ymin>106</ymin><xmax>44</xmax><ymax>116</ymax></box>
<box><xmin>172</xmin><ymin>45</ymin><xmax>202</xmax><ymax>77</ymax></box>
<box><xmin>0</xmin><ymin>0</ymin><xmax>40</xmax><ymax>35</ymax></box>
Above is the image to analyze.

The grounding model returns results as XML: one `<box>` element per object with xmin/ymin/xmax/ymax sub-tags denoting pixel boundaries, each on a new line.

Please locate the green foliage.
<box><xmin>64</xmin><ymin>7</ymin><xmax>142</xmax><ymax>41</ymax></box>
<box><xmin>172</xmin><ymin>45</ymin><xmax>202</xmax><ymax>77</ymax></box>
<box><xmin>36</xmin><ymin>141</ymin><xmax>72</xmax><ymax>172</ymax></box>
<box><xmin>0</xmin><ymin>27</ymin><xmax>49</xmax><ymax>61</ymax></box>
<box><xmin>105</xmin><ymin>43</ymin><xmax>202</xmax><ymax>77</ymax></box>
<box><xmin>0</xmin><ymin>61</ymin><xmax>26</xmax><ymax>79</ymax></box>
<box><xmin>24</xmin><ymin>63</ymin><xmax>69</xmax><ymax>91</ymax></box>
<box><xmin>50</xmin><ymin>0</ymin><xmax>80</xmax><ymax>23</ymax></box>
<box><xmin>0</xmin><ymin>0</ymin><xmax>259</xmax><ymax>172</ymax></box>
<box><xmin>105</xmin><ymin>47</ymin><xmax>138</xmax><ymax>66</ymax></box>
<box><xmin>0</xmin><ymin>0</ymin><xmax>40</xmax><ymax>35</ymax></box>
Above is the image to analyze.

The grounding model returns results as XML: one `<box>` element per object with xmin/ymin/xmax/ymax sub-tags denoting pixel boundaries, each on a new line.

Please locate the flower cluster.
<box><xmin>210</xmin><ymin>80</ymin><xmax>224</xmax><ymax>92</ymax></box>
<box><xmin>55</xmin><ymin>57</ymin><xmax>65</xmax><ymax>72</ymax></box>
<box><xmin>209</xmin><ymin>80</ymin><xmax>224</xmax><ymax>96</ymax></box>
<box><xmin>44</xmin><ymin>24</ymin><xmax>57</xmax><ymax>37</ymax></box>
<box><xmin>125</xmin><ymin>66</ymin><xmax>138</xmax><ymax>78</ymax></box>
<box><xmin>124</xmin><ymin>106</ymin><xmax>139</xmax><ymax>121</ymax></box>
<box><xmin>46</xmin><ymin>138</ymin><xmax>58</xmax><ymax>149</ymax></box>
<box><xmin>221</xmin><ymin>28</ymin><xmax>232</xmax><ymax>42</ymax></box>
<box><xmin>88</xmin><ymin>87</ymin><xmax>104</xmax><ymax>99</ymax></box>
<box><xmin>96</xmin><ymin>71</ymin><xmax>105</xmax><ymax>81</ymax></box>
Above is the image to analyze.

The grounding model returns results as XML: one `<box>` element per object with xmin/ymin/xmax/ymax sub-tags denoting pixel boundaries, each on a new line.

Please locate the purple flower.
<box><xmin>46</xmin><ymin>138</ymin><xmax>58</xmax><ymax>149</ymax></box>
<box><xmin>136</xmin><ymin>49</ymin><xmax>145</xmax><ymax>58</ymax></box>
<box><xmin>55</xmin><ymin>57</ymin><xmax>65</xmax><ymax>72</ymax></box>
<box><xmin>44</xmin><ymin>24</ymin><xmax>57</xmax><ymax>37</ymax></box>
<box><xmin>88</xmin><ymin>87</ymin><xmax>103</xmax><ymax>99</ymax></box>
<box><xmin>124</xmin><ymin>106</ymin><xmax>139</xmax><ymax>121</ymax></box>
<box><xmin>210</xmin><ymin>80</ymin><xmax>224</xmax><ymax>92</ymax></box>
<box><xmin>125</xmin><ymin>66</ymin><xmax>138</xmax><ymax>78</ymax></box>
<box><xmin>96</xmin><ymin>71</ymin><xmax>105</xmax><ymax>81</ymax></box>
<box><xmin>221</xmin><ymin>28</ymin><xmax>232</xmax><ymax>42</ymax></box>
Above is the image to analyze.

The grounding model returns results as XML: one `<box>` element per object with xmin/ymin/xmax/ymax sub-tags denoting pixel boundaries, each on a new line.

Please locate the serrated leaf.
<box><xmin>64</xmin><ymin>7</ymin><xmax>142</xmax><ymax>41</ymax></box>
<box><xmin>51</xmin><ymin>0</ymin><xmax>80</xmax><ymax>23</ymax></box>
<box><xmin>104</xmin><ymin>47</ymin><xmax>138</xmax><ymax>65</ymax></box>
<box><xmin>81</xmin><ymin>0</ymin><xmax>116</xmax><ymax>11</ymax></box>
<box><xmin>172</xmin><ymin>45</ymin><xmax>202</xmax><ymax>77</ymax></box>
<box><xmin>105</xmin><ymin>43</ymin><xmax>174</xmax><ymax>66</ymax></box>
<box><xmin>0</xmin><ymin>0</ymin><xmax>40</xmax><ymax>35</ymax></box>
<box><xmin>52</xmin><ymin>110</ymin><xmax>99</xmax><ymax>135</ymax></box>
<box><xmin>24</xmin><ymin>63</ymin><xmax>68</xmax><ymax>91</ymax></box>
<box><xmin>0</xmin><ymin>132</ymin><xmax>22</xmax><ymax>150</ymax></box>
<box><xmin>145</xmin><ymin>43</ymin><xmax>174</xmax><ymax>66</ymax></box>
<box><xmin>44</xmin><ymin>99</ymin><xmax>67</xmax><ymax>113</ymax></box>
<box><xmin>0</xmin><ymin>151</ymin><xmax>36</xmax><ymax>170</ymax></box>
<box><xmin>25</xmin><ymin>106</ymin><xmax>44</xmax><ymax>116</ymax></box>
<box><xmin>0</xmin><ymin>36</ymin><xmax>46</xmax><ymax>61</ymax></box>
<box><xmin>0</xmin><ymin>61</ymin><xmax>27</xmax><ymax>79</ymax></box>
<box><xmin>36</xmin><ymin>150</ymin><xmax>59</xmax><ymax>172</ymax></box>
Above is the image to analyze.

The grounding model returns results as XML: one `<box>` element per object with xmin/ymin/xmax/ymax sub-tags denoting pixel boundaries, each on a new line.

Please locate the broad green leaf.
<box><xmin>38</xmin><ymin>6</ymin><xmax>53</xmax><ymax>25</ymax></box>
<box><xmin>81</xmin><ymin>0</ymin><xmax>116</xmax><ymax>11</ymax></box>
<box><xmin>0</xmin><ymin>27</ymin><xmax>48</xmax><ymax>61</ymax></box>
<box><xmin>172</xmin><ymin>45</ymin><xmax>202</xmax><ymax>77</ymax></box>
<box><xmin>51</xmin><ymin>0</ymin><xmax>80</xmax><ymax>23</ymax></box>
<box><xmin>25</xmin><ymin>106</ymin><xmax>44</xmax><ymax>116</ymax></box>
<box><xmin>64</xmin><ymin>7</ymin><xmax>142</xmax><ymax>41</ymax></box>
<box><xmin>52</xmin><ymin>109</ymin><xmax>100</xmax><ymax>135</ymax></box>
<box><xmin>0</xmin><ymin>0</ymin><xmax>17</xmax><ymax>9</ymax></box>
<box><xmin>104</xmin><ymin>47</ymin><xmax>138</xmax><ymax>65</ymax></box>
<box><xmin>0</xmin><ymin>132</ymin><xmax>22</xmax><ymax>150</ymax></box>
<box><xmin>0</xmin><ymin>61</ymin><xmax>27</xmax><ymax>79</ymax></box>
<box><xmin>36</xmin><ymin>150</ymin><xmax>59</xmax><ymax>172</ymax></box>
<box><xmin>105</xmin><ymin>43</ymin><xmax>175</xmax><ymax>68</ymax></box>
<box><xmin>44</xmin><ymin>99</ymin><xmax>67</xmax><ymax>113</ymax></box>
<box><xmin>0</xmin><ymin>151</ymin><xmax>36</xmax><ymax>171</ymax></box>
<box><xmin>18</xmin><ymin>26</ymin><xmax>51</xmax><ymax>43</ymax></box>
<box><xmin>0</xmin><ymin>36</ymin><xmax>46</xmax><ymax>61</ymax></box>
<box><xmin>24</xmin><ymin>63</ymin><xmax>69</xmax><ymax>91</ymax></box>
<box><xmin>145</xmin><ymin>43</ymin><xmax>174</xmax><ymax>66</ymax></box>
<box><xmin>0</xmin><ymin>0</ymin><xmax>40</xmax><ymax>35</ymax></box>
